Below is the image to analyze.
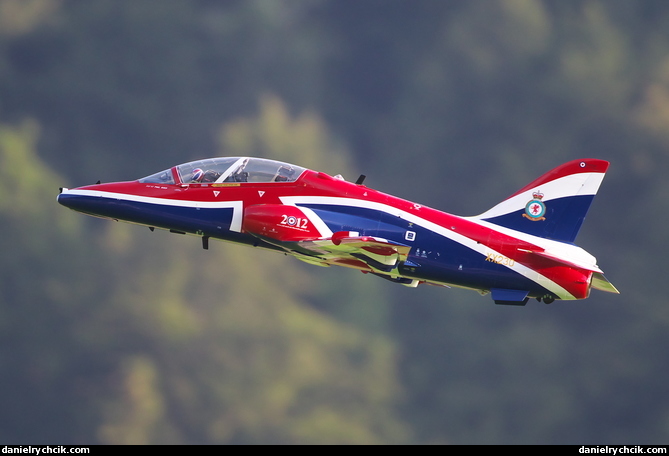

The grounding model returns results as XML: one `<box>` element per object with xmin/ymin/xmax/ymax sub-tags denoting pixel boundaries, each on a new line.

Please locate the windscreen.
<box><xmin>138</xmin><ymin>168</ymin><xmax>175</xmax><ymax>184</ymax></box>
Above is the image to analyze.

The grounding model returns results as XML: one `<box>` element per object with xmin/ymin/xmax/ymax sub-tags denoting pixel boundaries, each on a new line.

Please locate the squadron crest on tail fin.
<box><xmin>523</xmin><ymin>191</ymin><xmax>547</xmax><ymax>221</ymax></box>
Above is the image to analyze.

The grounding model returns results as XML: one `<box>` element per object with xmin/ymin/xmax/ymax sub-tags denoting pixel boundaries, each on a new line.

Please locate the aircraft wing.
<box><xmin>298</xmin><ymin>231</ymin><xmax>412</xmax><ymax>273</ymax></box>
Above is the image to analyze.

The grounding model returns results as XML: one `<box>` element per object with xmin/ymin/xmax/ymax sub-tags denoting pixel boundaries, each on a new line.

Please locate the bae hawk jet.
<box><xmin>58</xmin><ymin>157</ymin><xmax>618</xmax><ymax>305</ymax></box>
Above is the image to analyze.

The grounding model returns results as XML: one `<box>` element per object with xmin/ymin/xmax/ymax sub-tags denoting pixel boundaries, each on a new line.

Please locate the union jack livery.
<box><xmin>58</xmin><ymin>157</ymin><xmax>618</xmax><ymax>305</ymax></box>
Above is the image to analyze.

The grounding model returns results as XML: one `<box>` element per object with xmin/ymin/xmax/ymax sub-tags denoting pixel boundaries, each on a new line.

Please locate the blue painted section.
<box><xmin>302</xmin><ymin>203</ymin><xmax>555</xmax><ymax>298</ymax></box>
<box><xmin>303</xmin><ymin>204</ymin><xmax>403</xmax><ymax>239</ymax></box>
<box><xmin>491</xmin><ymin>288</ymin><xmax>529</xmax><ymax>302</ymax></box>
<box><xmin>481</xmin><ymin>195</ymin><xmax>595</xmax><ymax>243</ymax></box>
<box><xmin>57</xmin><ymin>194</ymin><xmax>255</xmax><ymax>246</ymax></box>
<box><xmin>59</xmin><ymin>193</ymin><xmax>559</xmax><ymax>299</ymax></box>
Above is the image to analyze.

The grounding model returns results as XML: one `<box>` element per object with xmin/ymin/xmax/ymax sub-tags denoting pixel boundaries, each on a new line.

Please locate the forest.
<box><xmin>0</xmin><ymin>0</ymin><xmax>668</xmax><ymax>444</ymax></box>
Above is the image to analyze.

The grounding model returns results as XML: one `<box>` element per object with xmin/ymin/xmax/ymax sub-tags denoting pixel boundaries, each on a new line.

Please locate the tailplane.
<box><xmin>472</xmin><ymin>159</ymin><xmax>610</xmax><ymax>243</ymax></box>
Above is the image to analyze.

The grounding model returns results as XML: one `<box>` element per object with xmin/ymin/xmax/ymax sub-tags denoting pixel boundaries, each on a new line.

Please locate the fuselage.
<box><xmin>58</xmin><ymin>157</ymin><xmax>606</xmax><ymax>304</ymax></box>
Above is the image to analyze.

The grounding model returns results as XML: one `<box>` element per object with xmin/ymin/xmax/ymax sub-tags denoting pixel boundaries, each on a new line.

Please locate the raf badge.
<box><xmin>523</xmin><ymin>191</ymin><xmax>546</xmax><ymax>221</ymax></box>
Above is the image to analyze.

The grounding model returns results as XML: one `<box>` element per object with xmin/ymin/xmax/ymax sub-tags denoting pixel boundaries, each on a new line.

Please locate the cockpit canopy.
<box><xmin>139</xmin><ymin>157</ymin><xmax>307</xmax><ymax>185</ymax></box>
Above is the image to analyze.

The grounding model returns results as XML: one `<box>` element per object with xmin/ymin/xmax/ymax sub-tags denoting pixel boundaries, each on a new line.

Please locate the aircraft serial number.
<box><xmin>485</xmin><ymin>252</ymin><xmax>515</xmax><ymax>267</ymax></box>
<box><xmin>281</xmin><ymin>215</ymin><xmax>309</xmax><ymax>229</ymax></box>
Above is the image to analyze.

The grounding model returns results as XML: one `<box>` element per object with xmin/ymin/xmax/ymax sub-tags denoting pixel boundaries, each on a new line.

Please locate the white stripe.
<box><xmin>474</xmin><ymin>172</ymin><xmax>606</xmax><ymax>220</ymax></box>
<box><xmin>280</xmin><ymin>196</ymin><xmax>576</xmax><ymax>299</ymax></box>
<box><xmin>469</xmin><ymin>219</ymin><xmax>601</xmax><ymax>273</ymax></box>
<box><xmin>297</xmin><ymin>206</ymin><xmax>334</xmax><ymax>237</ymax></box>
<box><xmin>63</xmin><ymin>188</ymin><xmax>244</xmax><ymax>232</ymax></box>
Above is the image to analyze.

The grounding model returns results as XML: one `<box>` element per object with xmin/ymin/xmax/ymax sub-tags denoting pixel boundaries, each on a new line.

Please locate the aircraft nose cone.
<box><xmin>56</xmin><ymin>186</ymin><xmax>140</xmax><ymax>222</ymax></box>
<box><xmin>57</xmin><ymin>188</ymin><xmax>69</xmax><ymax>205</ymax></box>
<box><xmin>57</xmin><ymin>188</ymin><xmax>77</xmax><ymax>210</ymax></box>
<box><xmin>57</xmin><ymin>188</ymin><xmax>103</xmax><ymax>215</ymax></box>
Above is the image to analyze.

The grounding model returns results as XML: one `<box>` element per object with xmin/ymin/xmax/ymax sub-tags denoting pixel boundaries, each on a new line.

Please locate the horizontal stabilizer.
<box><xmin>591</xmin><ymin>272</ymin><xmax>620</xmax><ymax>294</ymax></box>
<box><xmin>517</xmin><ymin>247</ymin><xmax>603</xmax><ymax>273</ymax></box>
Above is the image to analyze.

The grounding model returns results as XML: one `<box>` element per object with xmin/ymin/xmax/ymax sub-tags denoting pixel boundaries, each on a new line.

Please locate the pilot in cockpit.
<box><xmin>191</xmin><ymin>168</ymin><xmax>221</xmax><ymax>183</ymax></box>
<box><xmin>275</xmin><ymin>165</ymin><xmax>294</xmax><ymax>182</ymax></box>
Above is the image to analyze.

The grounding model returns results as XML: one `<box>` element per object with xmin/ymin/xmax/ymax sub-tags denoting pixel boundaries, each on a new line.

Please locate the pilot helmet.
<box><xmin>192</xmin><ymin>168</ymin><xmax>205</xmax><ymax>182</ymax></box>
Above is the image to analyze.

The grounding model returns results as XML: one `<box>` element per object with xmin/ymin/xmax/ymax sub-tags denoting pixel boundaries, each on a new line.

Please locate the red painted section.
<box><xmin>361</xmin><ymin>245</ymin><xmax>398</xmax><ymax>256</ymax></box>
<box><xmin>77</xmin><ymin>170</ymin><xmax>380</xmax><ymax>206</ymax></box>
<box><xmin>331</xmin><ymin>258</ymin><xmax>373</xmax><ymax>271</ymax></box>
<box><xmin>506</xmin><ymin>159</ymin><xmax>609</xmax><ymax>199</ymax></box>
<box><xmin>536</xmin><ymin>266</ymin><xmax>592</xmax><ymax>299</ymax></box>
<box><xmin>242</xmin><ymin>204</ymin><xmax>322</xmax><ymax>242</ymax></box>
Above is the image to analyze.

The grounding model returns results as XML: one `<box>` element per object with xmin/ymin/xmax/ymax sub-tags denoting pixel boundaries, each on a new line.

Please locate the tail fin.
<box><xmin>472</xmin><ymin>159</ymin><xmax>610</xmax><ymax>243</ymax></box>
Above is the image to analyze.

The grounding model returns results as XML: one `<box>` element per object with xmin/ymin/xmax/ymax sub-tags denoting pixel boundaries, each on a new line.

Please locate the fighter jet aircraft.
<box><xmin>58</xmin><ymin>156</ymin><xmax>618</xmax><ymax>305</ymax></box>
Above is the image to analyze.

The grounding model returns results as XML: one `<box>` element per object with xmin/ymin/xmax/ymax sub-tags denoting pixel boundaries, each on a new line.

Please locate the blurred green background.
<box><xmin>0</xmin><ymin>0</ymin><xmax>666</xmax><ymax>444</ymax></box>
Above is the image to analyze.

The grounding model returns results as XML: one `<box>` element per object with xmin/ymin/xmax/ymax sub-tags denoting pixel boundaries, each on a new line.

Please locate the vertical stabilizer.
<box><xmin>471</xmin><ymin>159</ymin><xmax>610</xmax><ymax>243</ymax></box>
